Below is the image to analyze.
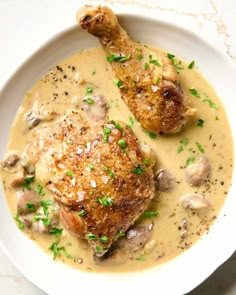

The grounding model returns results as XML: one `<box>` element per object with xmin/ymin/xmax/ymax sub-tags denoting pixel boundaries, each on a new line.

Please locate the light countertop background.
<box><xmin>0</xmin><ymin>0</ymin><xmax>235</xmax><ymax>294</ymax></box>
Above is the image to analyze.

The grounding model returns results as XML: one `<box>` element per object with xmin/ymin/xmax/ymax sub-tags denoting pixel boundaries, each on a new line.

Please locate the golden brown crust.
<box><xmin>77</xmin><ymin>5</ymin><xmax>195</xmax><ymax>134</ymax></box>
<box><xmin>28</xmin><ymin>113</ymin><xmax>155</xmax><ymax>257</ymax></box>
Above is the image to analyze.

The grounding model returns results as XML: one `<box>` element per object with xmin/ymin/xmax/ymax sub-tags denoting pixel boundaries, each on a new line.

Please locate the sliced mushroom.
<box><xmin>26</xmin><ymin>101</ymin><xmax>57</xmax><ymax>129</ymax></box>
<box><xmin>155</xmin><ymin>169</ymin><xmax>174</xmax><ymax>191</ymax></box>
<box><xmin>20</xmin><ymin>151</ymin><xmax>35</xmax><ymax>174</ymax></box>
<box><xmin>10</xmin><ymin>168</ymin><xmax>25</xmax><ymax>188</ymax></box>
<box><xmin>180</xmin><ymin>193</ymin><xmax>211</xmax><ymax>211</ymax></box>
<box><xmin>16</xmin><ymin>189</ymin><xmax>40</xmax><ymax>215</ymax></box>
<box><xmin>185</xmin><ymin>156</ymin><xmax>211</xmax><ymax>186</ymax></box>
<box><xmin>81</xmin><ymin>95</ymin><xmax>107</xmax><ymax>123</ymax></box>
<box><xmin>125</xmin><ymin>224</ymin><xmax>153</xmax><ymax>252</ymax></box>
<box><xmin>1</xmin><ymin>152</ymin><xmax>19</xmax><ymax>169</ymax></box>
<box><xmin>32</xmin><ymin>203</ymin><xmax>60</xmax><ymax>234</ymax></box>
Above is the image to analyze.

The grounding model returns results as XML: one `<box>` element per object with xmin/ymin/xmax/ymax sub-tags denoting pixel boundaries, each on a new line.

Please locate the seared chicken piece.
<box><xmin>77</xmin><ymin>5</ymin><xmax>195</xmax><ymax>134</ymax></box>
<box><xmin>28</xmin><ymin>113</ymin><xmax>155</xmax><ymax>257</ymax></box>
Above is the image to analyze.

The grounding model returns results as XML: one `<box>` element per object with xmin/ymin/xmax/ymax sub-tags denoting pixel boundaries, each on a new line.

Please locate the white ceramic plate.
<box><xmin>0</xmin><ymin>11</ymin><xmax>236</xmax><ymax>295</ymax></box>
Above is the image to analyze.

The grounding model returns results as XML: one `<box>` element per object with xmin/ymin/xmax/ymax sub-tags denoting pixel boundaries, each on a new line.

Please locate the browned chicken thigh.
<box><xmin>27</xmin><ymin>113</ymin><xmax>155</xmax><ymax>257</ymax></box>
<box><xmin>77</xmin><ymin>5</ymin><xmax>195</xmax><ymax>134</ymax></box>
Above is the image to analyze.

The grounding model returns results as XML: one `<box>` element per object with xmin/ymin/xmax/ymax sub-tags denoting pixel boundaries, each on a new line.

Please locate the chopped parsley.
<box><xmin>144</xmin><ymin>62</ymin><xmax>149</xmax><ymax>70</ymax></box>
<box><xmin>141</xmin><ymin>211</ymin><xmax>159</xmax><ymax>218</ymax></box>
<box><xmin>202</xmin><ymin>98</ymin><xmax>218</xmax><ymax>109</ymax></box>
<box><xmin>40</xmin><ymin>200</ymin><xmax>53</xmax><ymax>215</ymax></box>
<box><xmin>188</xmin><ymin>60</ymin><xmax>195</xmax><ymax>69</ymax></box>
<box><xmin>117</xmin><ymin>230</ymin><xmax>125</xmax><ymax>237</ymax></box>
<box><xmin>100</xmin><ymin>236</ymin><xmax>108</xmax><ymax>243</ymax></box>
<box><xmin>149</xmin><ymin>59</ymin><xmax>161</xmax><ymax>67</ymax></box>
<box><xmin>177</xmin><ymin>138</ymin><xmax>189</xmax><ymax>153</ymax></box>
<box><xmin>136</xmin><ymin>256</ymin><xmax>145</xmax><ymax>261</ymax></box>
<box><xmin>118</xmin><ymin>139</ymin><xmax>127</xmax><ymax>148</ymax></box>
<box><xmin>155</xmin><ymin>78</ymin><xmax>160</xmax><ymax>85</ymax></box>
<box><xmin>197</xmin><ymin>118</ymin><xmax>204</xmax><ymax>127</ymax></box>
<box><xmin>89</xmin><ymin>190</ymin><xmax>94</xmax><ymax>195</ymax></box>
<box><xmin>107</xmin><ymin>53</ymin><xmax>131</xmax><ymax>62</ymax></box>
<box><xmin>143</xmin><ymin>158</ymin><xmax>150</xmax><ymax>166</ymax></box>
<box><xmin>49</xmin><ymin>242</ymin><xmax>71</xmax><ymax>260</ymax></box>
<box><xmin>132</xmin><ymin>164</ymin><xmax>144</xmax><ymax>175</ymax></box>
<box><xmin>23</xmin><ymin>176</ymin><xmax>35</xmax><ymax>190</ymax></box>
<box><xmin>92</xmin><ymin>70</ymin><xmax>96</xmax><ymax>75</ymax></box>
<box><xmin>87</xmin><ymin>164</ymin><xmax>94</xmax><ymax>171</ymax></box>
<box><xmin>78</xmin><ymin>210</ymin><xmax>87</xmax><ymax>217</ymax></box>
<box><xmin>86</xmin><ymin>86</ymin><xmax>93</xmax><ymax>94</ymax></box>
<box><xmin>114</xmin><ymin>78</ymin><xmax>123</xmax><ymax>88</ymax></box>
<box><xmin>36</xmin><ymin>183</ymin><xmax>45</xmax><ymax>196</ymax></box>
<box><xmin>148</xmin><ymin>132</ymin><xmax>157</xmax><ymax>139</ymax></box>
<box><xmin>83</xmin><ymin>97</ymin><xmax>94</xmax><ymax>105</ymax></box>
<box><xmin>103</xmin><ymin>125</ymin><xmax>111</xmax><ymax>143</ymax></box>
<box><xmin>196</xmin><ymin>142</ymin><xmax>205</xmax><ymax>153</ymax></box>
<box><xmin>136</xmin><ymin>55</ymin><xmax>143</xmax><ymax>60</ymax></box>
<box><xmin>96</xmin><ymin>195</ymin><xmax>114</xmax><ymax>207</ymax></box>
<box><xmin>87</xmin><ymin>233</ymin><xmax>97</xmax><ymax>240</ymax></box>
<box><xmin>26</xmin><ymin>203</ymin><xmax>36</xmax><ymax>212</ymax></box>
<box><xmin>66</xmin><ymin>170</ymin><xmax>74</xmax><ymax>177</ymax></box>
<box><xmin>189</xmin><ymin>88</ymin><xmax>201</xmax><ymax>98</ymax></box>
<box><xmin>96</xmin><ymin>246</ymin><xmax>104</xmax><ymax>252</ymax></box>
<box><xmin>14</xmin><ymin>215</ymin><xmax>25</xmax><ymax>229</ymax></box>
<box><xmin>49</xmin><ymin>227</ymin><xmax>63</xmax><ymax>236</ymax></box>
<box><xmin>32</xmin><ymin>214</ymin><xmax>51</xmax><ymax>227</ymax></box>
<box><xmin>111</xmin><ymin>120</ymin><xmax>124</xmax><ymax>134</ymax></box>
<box><xmin>166</xmin><ymin>53</ymin><xmax>184</xmax><ymax>73</ymax></box>
<box><xmin>186</xmin><ymin>156</ymin><xmax>196</xmax><ymax>166</ymax></box>
<box><xmin>127</xmin><ymin>116</ymin><xmax>135</xmax><ymax>128</ymax></box>
<box><xmin>104</xmin><ymin>166</ymin><xmax>115</xmax><ymax>178</ymax></box>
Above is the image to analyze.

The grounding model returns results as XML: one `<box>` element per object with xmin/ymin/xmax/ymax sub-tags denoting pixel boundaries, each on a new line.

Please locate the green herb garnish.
<box><xmin>87</xmin><ymin>233</ymin><xmax>97</xmax><ymax>240</ymax></box>
<box><xmin>103</xmin><ymin>125</ymin><xmax>111</xmax><ymax>143</ymax></box>
<box><xmin>166</xmin><ymin>53</ymin><xmax>184</xmax><ymax>73</ymax></box>
<box><xmin>107</xmin><ymin>53</ymin><xmax>131</xmax><ymax>62</ymax></box>
<box><xmin>83</xmin><ymin>97</ymin><xmax>94</xmax><ymax>105</ymax></box>
<box><xmin>132</xmin><ymin>164</ymin><xmax>144</xmax><ymax>175</ymax></box>
<box><xmin>148</xmin><ymin>132</ymin><xmax>157</xmax><ymax>139</ymax></box>
<box><xmin>66</xmin><ymin>170</ymin><xmax>74</xmax><ymax>177</ymax></box>
<box><xmin>14</xmin><ymin>215</ymin><xmax>25</xmax><ymax>229</ymax></box>
<box><xmin>86</xmin><ymin>86</ymin><xmax>93</xmax><ymax>94</ymax></box>
<box><xmin>186</xmin><ymin>156</ymin><xmax>196</xmax><ymax>166</ymax></box>
<box><xmin>114</xmin><ymin>78</ymin><xmax>123</xmax><ymax>88</ymax></box>
<box><xmin>96</xmin><ymin>195</ymin><xmax>114</xmax><ymax>207</ymax></box>
<box><xmin>49</xmin><ymin>227</ymin><xmax>63</xmax><ymax>236</ymax></box>
<box><xmin>49</xmin><ymin>242</ymin><xmax>71</xmax><ymax>260</ymax></box>
<box><xmin>136</xmin><ymin>55</ymin><xmax>143</xmax><ymax>60</ymax></box>
<box><xmin>100</xmin><ymin>236</ymin><xmax>108</xmax><ymax>243</ymax></box>
<box><xmin>196</xmin><ymin>142</ymin><xmax>205</xmax><ymax>153</ymax></box>
<box><xmin>26</xmin><ymin>203</ymin><xmax>36</xmax><ymax>212</ymax></box>
<box><xmin>36</xmin><ymin>183</ymin><xmax>45</xmax><ymax>196</ymax></box>
<box><xmin>189</xmin><ymin>88</ymin><xmax>201</xmax><ymax>98</ymax></box>
<box><xmin>188</xmin><ymin>60</ymin><xmax>195</xmax><ymax>69</ymax></box>
<box><xmin>23</xmin><ymin>176</ymin><xmax>35</xmax><ymax>190</ymax></box>
<box><xmin>104</xmin><ymin>166</ymin><xmax>115</xmax><ymax>178</ymax></box>
<box><xmin>202</xmin><ymin>98</ymin><xmax>218</xmax><ymax>109</ymax></box>
<box><xmin>87</xmin><ymin>164</ymin><xmax>94</xmax><ymax>171</ymax></box>
<box><xmin>118</xmin><ymin>139</ymin><xmax>127</xmax><ymax>148</ymax></box>
<box><xmin>177</xmin><ymin>138</ymin><xmax>189</xmax><ymax>153</ymax></box>
<box><xmin>78</xmin><ymin>210</ymin><xmax>87</xmax><ymax>217</ymax></box>
<box><xmin>40</xmin><ymin>200</ymin><xmax>53</xmax><ymax>215</ymax></box>
<box><xmin>141</xmin><ymin>211</ymin><xmax>159</xmax><ymax>218</ymax></box>
<box><xmin>197</xmin><ymin>118</ymin><xmax>204</xmax><ymax>127</ymax></box>
<box><xmin>144</xmin><ymin>62</ymin><xmax>149</xmax><ymax>70</ymax></box>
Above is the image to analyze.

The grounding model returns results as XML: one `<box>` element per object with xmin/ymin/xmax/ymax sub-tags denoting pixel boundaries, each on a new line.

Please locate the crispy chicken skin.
<box><xmin>77</xmin><ymin>5</ymin><xmax>195</xmax><ymax>134</ymax></box>
<box><xmin>28</xmin><ymin>113</ymin><xmax>155</xmax><ymax>257</ymax></box>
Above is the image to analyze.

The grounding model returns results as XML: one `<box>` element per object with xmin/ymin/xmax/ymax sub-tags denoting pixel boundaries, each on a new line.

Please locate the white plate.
<box><xmin>0</xmin><ymin>11</ymin><xmax>236</xmax><ymax>295</ymax></box>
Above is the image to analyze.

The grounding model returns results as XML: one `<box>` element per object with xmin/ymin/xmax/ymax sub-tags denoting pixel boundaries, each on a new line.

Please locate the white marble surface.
<box><xmin>0</xmin><ymin>0</ymin><xmax>235</xmax><ymax>294</ymax></box>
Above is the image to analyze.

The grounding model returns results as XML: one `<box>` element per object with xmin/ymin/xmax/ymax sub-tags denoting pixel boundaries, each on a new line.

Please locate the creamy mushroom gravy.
<box><xmin>0</xmin><ymin>46</ymin><xmax>233</xmax><ymax>272</ymax></box>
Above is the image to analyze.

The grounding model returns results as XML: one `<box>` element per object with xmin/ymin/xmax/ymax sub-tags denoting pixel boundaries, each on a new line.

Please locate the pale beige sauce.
<box><xmin>1</xmin><ymin>46</ymin><xmax>233</xmax><ymax>272</ymax></box>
